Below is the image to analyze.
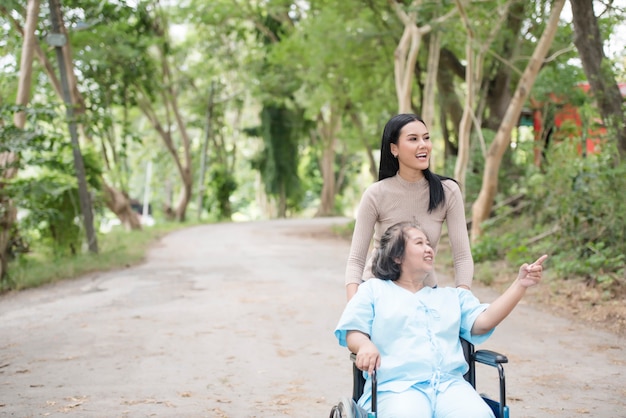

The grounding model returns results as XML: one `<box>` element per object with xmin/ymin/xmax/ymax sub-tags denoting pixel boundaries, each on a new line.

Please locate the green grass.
<box><xmin>331</xmin><ymin>219</ymin><xmax>355</xmax><ymax>240</ymax></box>
<box><xmin>3</xmin><ymin>221</ymin><xmax>197</xmax><ymax>292</ymax></box>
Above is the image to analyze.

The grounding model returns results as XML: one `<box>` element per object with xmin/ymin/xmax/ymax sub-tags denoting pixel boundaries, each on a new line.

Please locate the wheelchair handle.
<box><xmin>371</xmin><ymin>369</ymin><xmax>377</xmax><ymax>415</ymax></box>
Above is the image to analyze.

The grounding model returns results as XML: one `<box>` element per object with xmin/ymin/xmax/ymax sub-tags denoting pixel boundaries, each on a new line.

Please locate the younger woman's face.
<box><xmin>391</xmin><ymin>121</ymin><xmax>432</xmax><ymax>175</ymax></box>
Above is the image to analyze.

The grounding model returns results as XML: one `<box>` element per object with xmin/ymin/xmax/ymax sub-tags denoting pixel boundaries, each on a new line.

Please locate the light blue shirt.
<box><xmin>335</xmin><ymin>279</ymin><xmax>494</xmax><ymax>402</ymax></box>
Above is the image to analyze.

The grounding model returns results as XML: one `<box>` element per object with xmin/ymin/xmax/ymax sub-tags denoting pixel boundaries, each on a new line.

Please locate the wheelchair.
<box><xmin>329</xmin><ymin>338</ymin><xmax>510</xmax><ymax>418</ymax></box>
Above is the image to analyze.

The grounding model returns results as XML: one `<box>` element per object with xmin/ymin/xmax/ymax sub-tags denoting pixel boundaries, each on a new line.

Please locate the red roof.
<box><xmin>577</xmin><ymin>82</ymin><xmax>626</xmax><ymax>97</ymax></box>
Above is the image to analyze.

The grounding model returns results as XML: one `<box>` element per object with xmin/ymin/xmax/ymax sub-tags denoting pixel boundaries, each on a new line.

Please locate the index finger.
<box><xmin>368</xmin><ymin>358</ymin><xmax>377</xmax><ymax>375</ymax></box>
<box><xmin>531</xmin><ymin>254</ymin><xmax>548</xmax><ymax>267</ymax></box>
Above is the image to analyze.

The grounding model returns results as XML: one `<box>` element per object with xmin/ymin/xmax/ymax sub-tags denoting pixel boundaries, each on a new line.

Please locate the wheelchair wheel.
<box><xmin>329</xmin><ymin>396</ymin><xmax>356</xmax><ymax>418</ymax></box>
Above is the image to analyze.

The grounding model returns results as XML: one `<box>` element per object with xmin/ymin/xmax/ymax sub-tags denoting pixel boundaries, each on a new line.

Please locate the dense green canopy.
<box><xmin>0</xmin><ymin>0</ymin><xmax>624</xmax><ymax>290</ymax></box>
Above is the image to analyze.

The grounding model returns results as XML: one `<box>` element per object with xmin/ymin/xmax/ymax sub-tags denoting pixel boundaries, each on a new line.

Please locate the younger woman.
<box><xmin>345</xmin><ymin>114</ymin><xmax>472</xmax><ymax>300</ymax></box>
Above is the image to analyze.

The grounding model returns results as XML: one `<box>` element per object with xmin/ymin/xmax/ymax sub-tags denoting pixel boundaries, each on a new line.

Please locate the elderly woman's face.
<box><xmin>400</xmin><ymin>228</ymin><xmax>435</xmax><ymax>275</ymax></box>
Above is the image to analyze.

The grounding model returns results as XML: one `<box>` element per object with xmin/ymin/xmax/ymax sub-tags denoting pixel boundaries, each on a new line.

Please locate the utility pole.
<box><xmin>47</xmin><ymin>0</ymin><xmax>98</xmax><ymax>253</ymax></box>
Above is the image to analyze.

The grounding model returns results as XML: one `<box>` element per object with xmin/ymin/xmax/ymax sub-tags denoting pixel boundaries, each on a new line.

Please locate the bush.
<box><xmin>524</xmin><ymin>140</ymin><xmax>625</xmax><ymax>288</ymax></box>
<box><xmin>473</xmin><ymin>137</ymin><xmax>625</xmax><ymax>295</ymax></box>
<box><xmin>4</xmin><ymin>221</ymin><xmax>189</xmax><ymax>292</ymax></box>
<box><xmin>9</xmin><ymin>143</ymin><xmax>103</xmax><ymax>257</ymax></box>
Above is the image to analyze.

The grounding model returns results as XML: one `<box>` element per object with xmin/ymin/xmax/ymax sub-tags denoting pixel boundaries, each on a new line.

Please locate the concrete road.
<box><xmin>0</xmin><ymin>218</ymin><xmax>624</xmax><ymax>417</ymax></box>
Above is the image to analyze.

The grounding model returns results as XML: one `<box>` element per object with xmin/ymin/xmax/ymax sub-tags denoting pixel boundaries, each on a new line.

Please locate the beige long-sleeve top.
<box><xmin>345</xmin><ymin>174</ymin><xmax>474</xmax><ymax>288</ymax></box>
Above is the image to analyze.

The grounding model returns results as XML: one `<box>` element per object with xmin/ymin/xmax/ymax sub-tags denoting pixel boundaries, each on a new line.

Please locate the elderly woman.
<box><xmin>335</xmin><ymin>222</ymin><xmax>547</xmax><ymax>418</ymax></box>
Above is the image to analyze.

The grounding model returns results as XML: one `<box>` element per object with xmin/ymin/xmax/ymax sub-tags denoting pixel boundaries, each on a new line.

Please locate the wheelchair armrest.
<box><xmin>474</xmin><ymin>349</ymin><xmax>508</xmax><ymax>367</ymax></box>
<box><xmin>473</xmin><ymin>349</ymin><xmax>509</xmax><ymax>418</ymax></box>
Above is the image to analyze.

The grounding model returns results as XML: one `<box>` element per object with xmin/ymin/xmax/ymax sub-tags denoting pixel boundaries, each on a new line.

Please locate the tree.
<box><xmin>134</xmin><ymin>51</ymin><xmax>194</xmax><ymax>221</ymax></box>
<box><xmin>0</xmin><ymin>0</ymin><xmax>40</xmax><ymax>279</ymax></box>
<box><xmin>436</xmin><ymin>1</ymin><xmax>529</xmax><ymax>157</ymax></box>
<box><xmin>570</xmin><ymin>0</ymin><xmax>626</xmax><ymax>159</ymax></box>
<box><xmin>0</xmin><ymin>1</ymin><xmax>142</xmax><ymax>230</ymax></box>
<box><xmin>388</xmin><ymin>0</ymin><xmax>456</xmax><ymax>113</ymax></box>
<box><xmin>256</xmin><ymin>13</ymin><xmax>306</xmax><ymax>218</ymax></box>
<box><xmin>453</xmin><ymin>0</ymin><xmax>513</xmax><ymax>195</ymax></box>
<box><xmin>470</xmin><ymin>0</ymin><xmax>566</xmax><ymax>241</ymax></box>
<box><xmin>265</xmin><ymin>0</ymin><xmax>393</xmax><ymax>216</ymax></box>
<box><xmin>252</xmin><ymin>104</ymin><xmax>303</xmax><ymax>217</ymax></box>
<box><xmin>177</xmin><ymin>0</ymin><xmax>305</xmax><ymax>219</ymax></box>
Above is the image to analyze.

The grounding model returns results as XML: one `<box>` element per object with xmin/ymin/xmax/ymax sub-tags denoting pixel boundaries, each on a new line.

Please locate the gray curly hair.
<box><xmin>371</xmin><ymin>221</ymin><xmax>423</xmax><ymax>281</ymax></box>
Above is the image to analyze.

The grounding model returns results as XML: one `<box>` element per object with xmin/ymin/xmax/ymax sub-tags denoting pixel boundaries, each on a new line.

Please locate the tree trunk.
<box><xmin>13</xmin><ymin>2</ymin><xmax>39</xmax><ymax>130</ymax></box>
<box><xmin>454</xmin><ymin>36</ymin><xmax>474</xmax><ymax>195</ymax></box>
<box><xmin>278</xmin><ymin>182</ymin><xmax>287</xmax><ymax>218</ymax></box>
<box><xmin>0</xmin><ymin>0</ymin><xmax>40</xmax><ymax>280</ymax></box>
<box><xmin>174</xmin><ymin>168</ymin><xmax>193</xmax><ymax>222</ymax></box>
<box><xmin>137</xmin><ymin>98</ymin><xmax>192</xmax><ymax>223</ymax></box>
<box><xmin>570</xmin><ymin>0</ymin><xmax>626</xmax><ymax>159</ymax></box>
<box><xmin>470</xmin><ymin>0</ymin><xmax>565</xmax><ymax>241</ymax></box>
<box><xmin>165</xmin><ymin>62</ymin><xmax>194</xmax><ymax>222</ymax></box>
<box><xmin>196</xmin><ymin>83</ymin><xmax>215</xmax><ymax>220</ymax></box>
<box><xmin>103</xmin><ymin>184</ymin><xmax>142</xmax><ymax>230</ymax></box>
<box><xmin>453</xmin><ymin>0</ymin><xmax>475</xmax><ymax>194</ymax></box>
<box><xmin>136</xmin><ymin>37</ymin><xmax>194</xmax><ymax>223</ymax></box>
<box><xmin>484</xmin><ymin>1</ymin><xmax>525</xmax><ymax>131</ymax></box>
<box><xmin>317</xmin><ymin>144</ymin><xmax>336</xmax><ymax>216</ymax></box>
<box><xmin>420</xmin><ymin>31</ymin><xmax>441</xmax><ymax>168</ymax></box>
<box><xmin>454</xmin><ymin>0</ymin><xmax>512</xmax><ymax>194</ymax></box>
<box><xmin>393</xmin><ymin>23</ymin><xmax>422</xmax><ymax>113</ymax></box>
<box><xmin>421</xmin><ymin>31</ymin><xmax>441</xmax><ymax>130</ymax></box>
<box><xmin>349</xmin><ymin>111</ymin><xmax>377</xmax><ymax>181</ymax></box>
<box><xmin>388</xmin><ymin>0</ymin><xmax>456</xmax><ymax>114</ymax></box>
<box><xmin>437</xmin><ymin>49</ymin><xmax>465</xmax><ymax>147</ymax></box>
<box><xmin>315</xmin><ymin>108</ymin><xmax>341</xmax><ymax>217</ymax></box>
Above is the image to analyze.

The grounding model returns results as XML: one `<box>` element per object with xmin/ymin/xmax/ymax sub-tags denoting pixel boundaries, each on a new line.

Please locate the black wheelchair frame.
<box><xmin>331</xmin><ymin>338</ymin><xmax>510</xmax><ymax>418</ymax></box>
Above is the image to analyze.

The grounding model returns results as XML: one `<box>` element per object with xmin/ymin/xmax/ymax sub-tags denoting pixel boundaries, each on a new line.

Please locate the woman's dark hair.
<box><xmin>371</xmin><ymin>221</ymin><xmax>420</xmax><ymax>281</ymax></box>
<box><xmin>378</xmin><ymin>113</ymin><xmax>453</xmax><ymax>212</ymax></box>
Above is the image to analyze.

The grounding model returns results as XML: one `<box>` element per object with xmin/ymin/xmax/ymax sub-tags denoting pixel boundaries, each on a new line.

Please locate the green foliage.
<box><xmin>472</xmin><ymin>227</ymin><xmax>532</xmax><ymax>268</ymax></box>
<box><xmin>550</xmin><ymin>241</ymin><xmax>625</xmax><ymax>287</ymax></box>
<box><xmin>331</xmin><ymin>218</ymin><xmax>355</xmax><ymax>241</ymax></box>
<box><xmin>533</xmin><ymin>64</ymin><xmax>588</xmax><ymax>106</ymax></box>
<box><xmin>536</xmin><ymin>143</ymin><xmax>625</xmax><ymax>285</ymax></box>
<box><xmin>250</xmin><ymin>104</ymin><xmax>305</xmax><ymax>214</ymax></box>
<box><xmin>471</xmin><ymin>236</ymin><xmax>501</xmax><ymax>263</ymax></box>
<box><xmin>0</xmin><ymin>104</ymin><xmax>104</xmax><ymax>259</ymax></box>
<box><xmin>9</xmin><ymin>142</ymin><xmax>103</xmax><ymax>257</ymax></box>
<box><xmin>2</xmin><ymin>0</ymin><xmax>626</xmax><ymax>298</ymax></box>
<box><xmin>478</xmin><ymin>139</ymin><xmax>626</xmax><ymax>292</ymax></box>
<box><xmin>12</xmin><ymin>172</ymin><xmax>83</xmax><ymax>255</ymax></box>
<box><xmin>268</xmin><ymin>1</ymin><xmax>396</xmax><ymax>118</ymax></box>
<box><xmin>3</xmin><ymin>221</ymin><xmax>191</xmax><ymax>293</ymax></box>
<box><xmin>462</xmin><ymin>128</ymin><xmax>529</xmax><ymax>204</ymax></box>
<box><xmin>473</xmin><ymin>261</ymin><xmax>496</xmax><ymax>286</ymax></box>
<box><xmin>298</xmin><ymin>148</ymin><xmax>323</xmax><ymax>208</ymax></box>
<box><xmin>0</xmin><ymin>105</ymin><xmax>58</xmax><ymax>157</ymax></box>
<box><xmin>205</xmin><ymin>164</ymin><xmax>237</xmax><ymax>221</ymax></box>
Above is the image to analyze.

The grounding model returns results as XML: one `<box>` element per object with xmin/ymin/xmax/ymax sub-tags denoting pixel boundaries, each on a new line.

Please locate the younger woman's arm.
<box><xmin>444</xmin><ymin>181</ymin><xmax>474</xmax><ymax>289</ymax></box>
<box><xmin>345</xmin><ymin>189</ymin><xmax>379</xmax><ymax>300</ymax></box>
<box><xmin>346</xmin><ymin>283</ymin><xmax>359</xmax><ymax>300</ymax></box>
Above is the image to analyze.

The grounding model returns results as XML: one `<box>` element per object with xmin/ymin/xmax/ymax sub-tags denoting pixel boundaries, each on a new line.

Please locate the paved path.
<box><xmin>0</xmin><ymin>218</ymin><xmax>624</xmax><ymax>417</ymax></box>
